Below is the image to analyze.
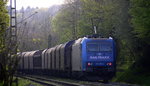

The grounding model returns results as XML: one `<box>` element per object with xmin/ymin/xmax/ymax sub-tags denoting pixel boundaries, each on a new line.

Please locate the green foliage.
<box><xmin>9</xmin><ymin>78</ymin><xmax>43</xmax><ymax>86</ymax></box>
<box><xmin>17</xmin><ymin>78</ymin><xmax>43</xmax><ymax>86</ymax></box>
<box><xmin>0</xmin><ymin>1</ymin><xmax>9</xmax><ymax>54</ymax></box>
<box><xmin>129</xmin><ymin>0</ymin><xmax>150</xmax><ymax>73</ymax></box>
<box><xmin>130</xmin><ymin>0</ymin><xmax>150</xmax><ymax>44</ymax></box>
<box><xmin>113</xmin><ymin>0</ymin><xmax>150</xmax><ymax>85</ymax></box>
<box><xmin>0</xmin><ymin>0</ymin><xmax>9</xmax><ymax>51</ymax></box>
<box><xmin>0</xmin><ymin>1</ymin><xmax>9</xmax><ymax>86</ymax></box>
<box><xmin>52</xmin><ymin>1</ymin><xmax>80</xmax><ymax>44</ymax></box>
<box><xmin>114</xmin><ymin>67</ymin><xmax>150</xmax><ymax>86</ymax></box>
<box><xmin>52</xmin><ymin>10</ymin><xmax>73</xmax><ymax>44</ymax></box>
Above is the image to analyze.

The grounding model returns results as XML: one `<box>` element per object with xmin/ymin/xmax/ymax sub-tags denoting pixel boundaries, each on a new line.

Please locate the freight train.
<box><xmin>17</xmin><ymin>35</ymin><xmax>116</xmax><ymax>82</ymax></box>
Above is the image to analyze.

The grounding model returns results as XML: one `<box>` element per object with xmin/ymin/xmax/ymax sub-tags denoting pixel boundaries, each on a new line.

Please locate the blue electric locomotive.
<box><xmin>80</xmin><ymin>37</ymin><xmax>116</xmax><ymax>80</ymax></box>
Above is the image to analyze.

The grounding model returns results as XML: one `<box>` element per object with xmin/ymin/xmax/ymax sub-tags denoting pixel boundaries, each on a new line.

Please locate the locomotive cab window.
<box><xmin>100</xmin><ymin>44</ymin><xmax>112</xmax><ymax>52</ymax></box>
<box><xmin>87</xmin><ymin>43</ymin><xmax>99</xmax><ymax>52</ymax></box>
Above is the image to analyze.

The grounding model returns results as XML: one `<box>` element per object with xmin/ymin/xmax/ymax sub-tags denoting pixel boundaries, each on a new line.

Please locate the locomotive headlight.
<box><xmin>107</xmin><ymin>62</ymin><xmax>112</xmax><ymax>66</ymax></box>
<box><xmin>87</xmin><ymin>62</ymin><xmax>92</xmax><ymax>66</ymax></box>
<box><xmin>88</xmin><ymin>63</ymin><xmax>91</xmax><ymax>66</ymax></box>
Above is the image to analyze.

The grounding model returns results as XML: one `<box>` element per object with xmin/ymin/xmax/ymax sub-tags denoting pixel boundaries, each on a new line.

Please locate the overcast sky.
<box><xmin>8</xmin><ymin>0</ymin><xmax>65</xmax><ymax>10</ymax></box>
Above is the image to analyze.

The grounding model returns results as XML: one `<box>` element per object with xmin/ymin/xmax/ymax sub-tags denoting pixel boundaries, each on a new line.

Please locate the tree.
<box><xmin>130</xmin><ymin>0</ymin><xmax>150</xmax><ymax>44</ymax></box>
<box><xmin>0</xmin><ymin>0</ymin><xmax>10</xmax><ymax>85</ymax></box>
<box><xmin>17</xmin><ymin>6</ymin><xmax>61</xmax><ymax>51</ymax></box>
<box><xmin>52</xmin><ymin>0</ymin><xmax>82</xmax><ymax>44</ymax></box>
<box><xmin>130</xmin><ymin>0</ymin><xmax>150</xmax><ymax>72</ymax></box>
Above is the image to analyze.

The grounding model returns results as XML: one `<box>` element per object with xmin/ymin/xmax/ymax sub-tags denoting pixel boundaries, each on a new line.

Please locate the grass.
<box><xmin>18</xmin><ymin>78</ymin><xmax>41</xmax><ymax>86</ymax></box>
<box><xmin>11</xmin><ymin>77</ymin><xmax>43</xmax><ymax>86</ymax></box>
<box><xmin>112</xmin><ymin>63</ymin><xmax>150</xmax><ymax>86</ymax></box>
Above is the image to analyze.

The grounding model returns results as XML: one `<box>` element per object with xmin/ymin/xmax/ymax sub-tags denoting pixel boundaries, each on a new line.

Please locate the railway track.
<box><xmin>17</xmin><ymin>74</ymin><xmax>140</xmax><ymax>86</ymax></box>
<box><xmin>17</xmin><ymin>75</ymin><xmax>81</xmax><ymax>86</ymax></box>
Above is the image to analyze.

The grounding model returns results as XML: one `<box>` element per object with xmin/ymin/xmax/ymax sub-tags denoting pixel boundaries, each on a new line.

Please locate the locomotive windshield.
<box><xmin>87</xmin><ymin>43</ymin><xmax>112</xmax><ymax>52</ymax></box>
<box><xmin>100</xmin><ymin>44</ymin><xmax>112</xmax><ymax>52</ymax></box>
<box><xmin>87</xmin><ymin>43</ymin><xmax>99</xmax><ymax>52</ymax></box>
